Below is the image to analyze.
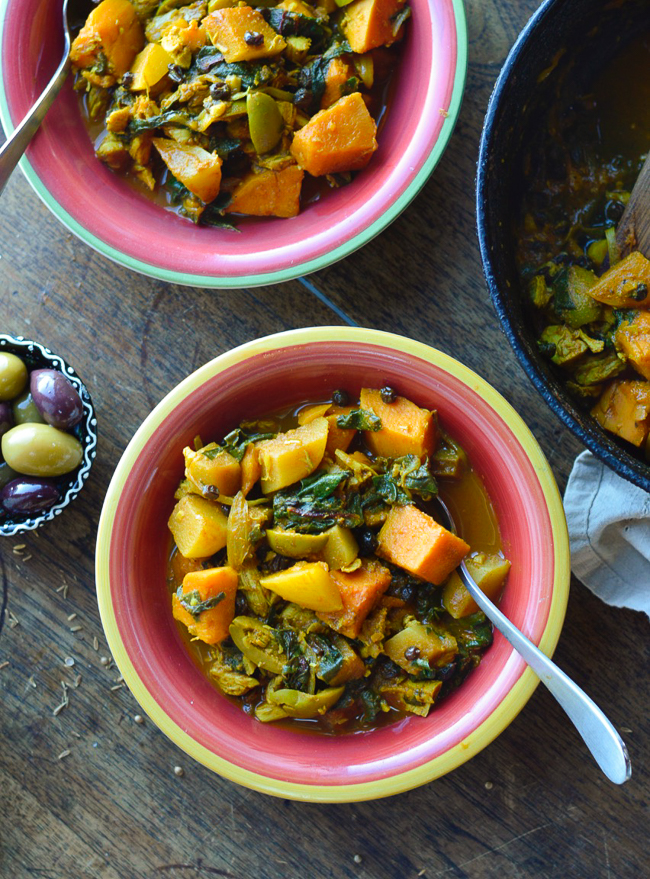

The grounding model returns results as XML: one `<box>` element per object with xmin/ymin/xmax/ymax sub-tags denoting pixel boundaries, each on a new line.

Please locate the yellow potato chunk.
<box><xmin>320</xmin><ymin>524</ymin><xmax>358</xmax><ymax>570</ymax></box>
<box><xmin>260</xmin><ymin>561</ymin><xmax>343</xmax><ymax>612</ymax></box>
<box><xmin>153</xmin><ymin>138</ymin><xmax>223</xmax><ymax>203</ymax></box>
<box><xmin>384</xmin><ymin>621</ymin><xmax>457</xmax><ymax>673</ymax></box>
<box><xmin>266</xmin><ymin>528</ymin><xmax>329</xmax><ymax>558</ymax></box>
<box><xmin>256</xmin><ymin>416</ymin><xmax>329</xmax><ymax>493</ymax></box>
<box><xmin>591</xmin><ymin>380</ymin><xmax>650</xmax><ymax>446</ymax></box>
<box><xmin>183</xmin><ymin>445</ymin><xmax>242</xmax><ymax>497</ymax></box>
<box><xmin>341</xmin><ymin>0</ymin><xmax>408</xmax><ymax>53</ymax></box>
<box><xmin>442</xmin><ymin>553</ymin><xmax>511</xmax><ymax>619</ymax></box>
<box><xmin>203</xmin><ymin>6</ymin><xmax>286</xmax><ymax>63</ymax></box>
<box><xmin>168</xmin><ymin>494</ymin><xmax>229</xmax><ymax>559</ymax></box>
<box><xmin>130</xmin><ymin>42</ymin><xmax>174</xmax><ymax>91</ymax></box>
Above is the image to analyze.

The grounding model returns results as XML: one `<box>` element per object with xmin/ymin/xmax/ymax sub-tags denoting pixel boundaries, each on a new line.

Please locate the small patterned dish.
<box><xmin>0</xmin><ymin>334</ymin><xmax>97</xmax><ymax>536</ymax></box>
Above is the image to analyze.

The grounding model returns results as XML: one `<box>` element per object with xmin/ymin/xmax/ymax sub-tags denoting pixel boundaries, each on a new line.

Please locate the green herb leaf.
<box><xmin>336</xmin><ymin>408</ymin><xmax>382</xmax><ymax>431</ymax></box>
<box><xmin>297</xmin><ymin>470</ymin><xmax>347</xmax><ymax>499</ymax></box>
<box><xmin>176</xmin><ymin>587</ymin><xmax>225</xmax><ymax>617</ymax></box>
<box><xmin>222</xmin><ymin>427</ymin><xmax>276</xmax><ymax>462</ymax></box>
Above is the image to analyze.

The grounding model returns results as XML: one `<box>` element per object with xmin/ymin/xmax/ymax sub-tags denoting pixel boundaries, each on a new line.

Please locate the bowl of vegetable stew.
<box><xmin>96</xmin><ymin>327</ymin><xmax>570</xmax><ymax>801</ymax></box>
<box><xmin>477</xmin><ymin>0</ymin><xmax>650</xmax><ymax>492</ymax></box>
<box><xmin>0</xmin><ymin>0</ymin><xmax>467</xmax><ymax>288</ymax></box>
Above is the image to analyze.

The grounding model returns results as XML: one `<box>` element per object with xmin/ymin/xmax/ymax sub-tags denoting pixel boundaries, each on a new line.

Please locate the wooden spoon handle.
<box><xmin>616</xmin><ymin>151</ymin><xmax>650</xmax><ymax>259</ymax></box>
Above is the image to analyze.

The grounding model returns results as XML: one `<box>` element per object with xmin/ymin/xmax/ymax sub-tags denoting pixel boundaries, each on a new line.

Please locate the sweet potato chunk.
<box><xmin>256</xmin><ymin>416</ymin><xmax>328</xmax><ymax>493</ymax></box>
<box><xmin>172</xmin><ymin>566</ymin><xmax>238</xmax><ymax>644</ymax></box>
<box><xmin>615</xmin><ymin>310</ymin><xmax>650</xmax><ymax>380</ymax></box>
<box><xmin>341</xmin><ymin>0</ymin><xmax>407</xmax><ymax>53</ymax></box>
<box><xmin>183</xmin><ymin>445</ymin><xmax>242</xmax><ymax>497</ymax></box>
<box><xmin>203</xmin><ymin>7</ymin><xmax>286</xmax><ymax>62</ymax></box>
<box><xmin>317</xmin><ymin>559</ymin><xmax>391</xmax><ymax>638</ymax></box>
<box><xmin>260</xmin><ymin>561</ymin><xmax>343</xmax><ymax>612</ymax></box>
<box><xmin>168</xmin><ymin>494</ymin><xmax>228</xmax><ymax>559</ymax></box>
<box><xmin>290</xmin><ymin>93</ymin><xmax>377</xmax><ymax>177</ymax></box>
<box><xmin>71</xmin><ymin>0</ymin><xmax>144</xmax><ymax>80</ymax></box>
<box><xmin>321</xmin><ymin>57</ymin><xmax>355</xmax><ymax>109</ymax></box>
<box><xmin>359</xmin><ymin>387</ymin><xmax>436</xmax><ymax>459</ymax></box>
<box><xmin>153</xmin><ymin>138</ymin><xmax>223</xmax><ymax>203</ymax></box>
<box><xmin>586</xmin><ymin>251</ymin><xmax>650</xmax><ymax>308</ymax></box>
<box><xmin>377</xmin><ymin>504</ymin><xmax>469</xmax><ymax>585</ymax></box>
<box><xmin>591</xmin><ymin>380</ymin><xmax>650</xmax><ymax>446</ymax></box>
<box><xmin>227</xmin><ymin>165</ymin><xmax>304</xmax><ymax>218</ymax></box>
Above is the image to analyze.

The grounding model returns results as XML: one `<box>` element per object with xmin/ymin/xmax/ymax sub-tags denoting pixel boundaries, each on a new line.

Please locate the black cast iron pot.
<box><xmin>477</xmin><ymin>0</ymin><xmax>650</xmax><ymax>493</ymax></box>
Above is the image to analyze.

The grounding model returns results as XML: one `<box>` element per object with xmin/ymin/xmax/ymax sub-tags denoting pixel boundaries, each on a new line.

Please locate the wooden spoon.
<box><xmin>616</xmin><ymin>151</ymin><xmax>650</xmax><ymax>258</ymax></box>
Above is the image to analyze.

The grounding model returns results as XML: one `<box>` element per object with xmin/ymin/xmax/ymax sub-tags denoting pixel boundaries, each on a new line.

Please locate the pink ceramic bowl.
<box><xmin>0</xmin><ymin>0</ymin><xmax>466</xmax><ymax>288</ymax></box>
<box><xmin>96</xmin><ymin>328</ymin><xmax>570</xmax><ymax>801</ymax></box>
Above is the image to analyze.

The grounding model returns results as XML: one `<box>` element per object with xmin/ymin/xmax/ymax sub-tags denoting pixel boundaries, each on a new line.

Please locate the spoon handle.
<box><xmin>460</xmin><ymin>564</ymin><xmax>631</xmax><ymax>784</ymax></box>
<box><xmin>0</xmin><ymin>52</ymin><xmax>71</xmax><ymax>197</ymax></box>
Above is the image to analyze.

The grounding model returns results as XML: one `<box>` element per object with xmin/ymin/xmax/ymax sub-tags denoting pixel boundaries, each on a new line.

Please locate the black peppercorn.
<box><xmin>358</xmin><ymin>530</ymin><xmax>378</xmax><ymax>555</ymax></box>
<box><xmin>630</xmin><ymin>283</ymin><xmax>648</xmax><ymax>302</ymax></box>
<box><xmin>332</xmin><ymin>389</ymin><xmax>349</xmax><ymax>406</ymax></box>
<box><xmin>380</xmin><ymin>385</ymin><xmax>396</xmax><ymax>404</ymax></box>
<box><xmin>167</xmin><ymin>64</ymin><xmax>186</xmax><ymax>84</ymax></box>
<box><xmin>121</xmin><ymin>71</ymin><xmax>134</xmax><ymax>88</ymax></box>
<box><xmin>404</xmin><ymin>646</ymin><xmax>421</xmax><ymax>661</ymax></box>
<box><xmin>210</xmin><ymin>83</ymin><xmax>231</xmax><ymax>101</ymax></box>
<box><xmin>244</xmin><ymin>30</ymin><xmax>264</xmax><ymax>46</ymax></box>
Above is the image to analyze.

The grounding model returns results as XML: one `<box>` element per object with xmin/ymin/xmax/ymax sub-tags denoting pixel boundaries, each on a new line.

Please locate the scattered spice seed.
<box><xmin>64</xmin><ymin>656</ymin><xmax>75</xmax><ymax>667</ymax></box>
<box><xmin>73</xmin><ymin>674</ymin><xmax>82</xmax><ymax>688</ymax></box>
<box><xmin>0</xmin><ymin>661</ymin><xmax>9</xmax><ymax>670</ymax></box>
<box><xmin>485</xmin><ymin>781</ymin><xmax>493</xmax><ymax>790</ymax></box>
<box><xmin>52</xmin><ymin>682</ymin><xmax>70</xmax><ymax>717</ymax></box>
<box><xmin>71</xmin><ymin>731</ymin><xmax>81</xmax><ymax>738</ymax></box>
<box><xmin>134</xmin><ymin>714</ymin><xmax>144</xmax><ymax>724</ymax></box>
<box><xmin>56</xmin><ymin>583</ymin><xmax>69</xmax><ymax>598</ymax></box>
<box><xmin>13</xmin><ymin>544</ymin><xmax>26</xmax><ymax>553</ymax></box>
<box><xmin>69</xmin><ymin>625</ymin><xmax>82</xmax><ymax>633</ymax></box>
<box><xmin>110</xmin><ymin>683</ymin><xmax>125</xmax><ymax>691</ymax></box>
<box><xmin>7</xmin><ymin>610</ymin><xmax>20</xmax><ymax>628</ymax></box>
<box><xmin>57</xmin><ymin>749</ymin><xmax>71</xmax><ymax>760</ymax></box>
<box><xmin>22</xmin><ymin>554</ymin><xmax>32</xmax><ymax>561</ymax></box>
<box><xmin>92</xmin><ymin>636</ymin><xmax>99</xmax><ymax>651</ymax></box>
<box><xmin>100</xmin><ymin>656</ymin><xmax>109</xmax><ymax>666</ymax></box>
<box><xmin>353</xmin><ymin>855</ymin><xmax>362</xmax><ymax>865</ymax></box>
<box><xmin>27</xmin><ymin>675</ymin><xmax>37</xmax><ymax>688</ymax></box>
<box><xmin>67</xmin><ymin>613</ymin><xmax>77</xmax><ymax>621</ymax></box>
<box><xmin>439</xmin><ymin>107</ymin><xmax>449</xmax><ymax>117</ymax></box>
<box><xmin>418</xmin><ymin>871</ymin><xmax>426</xmax><ymax>877</ymax></box>
<box><xmin>173</xmin><ymin>765</ymin><xmax>184</xmax><ymax>777</ymax></box>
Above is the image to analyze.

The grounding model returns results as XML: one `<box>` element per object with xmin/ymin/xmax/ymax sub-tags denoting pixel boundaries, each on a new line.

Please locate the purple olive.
<box><xmin>30</xmin><ymin>369</ymin><xmax>83</xmax><ymax>430</ymax></box>
<box><xmin>0</xmin><ymin>402</ymin><xmax>14</xmax><ymax>440</ymax></box>
<box><xmin>0</xmin><ymin>477</ymin><xmax>61</xmax><ymax>515</ymax></box>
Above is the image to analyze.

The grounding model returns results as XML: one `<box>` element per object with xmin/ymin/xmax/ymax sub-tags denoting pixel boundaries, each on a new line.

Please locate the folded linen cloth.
<box><xmin>563</xmin><ymin>451</ymin><xmax>650</xmax><ymax>618</ymax></box>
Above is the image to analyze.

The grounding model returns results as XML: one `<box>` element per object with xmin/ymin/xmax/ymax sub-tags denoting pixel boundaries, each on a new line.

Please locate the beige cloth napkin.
<box><xmin>563</xmin><ymin>451</ymin><xmax>650</xmax><ymax>618</ymax></box>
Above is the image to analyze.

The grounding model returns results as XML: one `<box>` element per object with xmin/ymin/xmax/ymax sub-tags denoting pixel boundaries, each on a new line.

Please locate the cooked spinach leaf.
<box><xmin>336</xmin><ymin>408</ymin><xmax>382</xmax><ymax>431</ymax></box>
<box><xmin>176</xmin><ymin>587</ymin><xmax>225</xmax><ymax>617</ymax></box>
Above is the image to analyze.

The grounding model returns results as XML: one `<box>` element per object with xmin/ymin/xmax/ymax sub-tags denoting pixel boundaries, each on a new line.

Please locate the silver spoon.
<box><xmin>433</xmin><ymin>495</ymin><xmax>632</xmax><ymax>784</ymax></box>
<box><xmin>0</xmin><ymin>0</ymin><xmax>86</xmax><ymax>196</ymax></box>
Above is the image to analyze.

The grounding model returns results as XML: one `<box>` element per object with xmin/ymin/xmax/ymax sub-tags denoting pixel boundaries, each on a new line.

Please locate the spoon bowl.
<box><xmin>432</xmin><ymin>494</ymin><xmax>632</xmax><ymax>785</ymax></box>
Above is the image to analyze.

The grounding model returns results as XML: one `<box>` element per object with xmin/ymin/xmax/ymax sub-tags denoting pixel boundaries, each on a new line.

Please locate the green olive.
<box><xmin>1</xmin><ymin>423</ymin><xmax>83</xmax><ymax>477</ymax></box>
<box><xmin>266</xmin><ymin>527</ymin><xmax>329</xmax><ymax>558</ymax></box>
<box><xmin>12</xmin><ymin>391</ymin><xmax>46</xmax><ymax>425</ymax></box>
<box><xmin>247</xmin><ymin>92</ymin><xmax>284</xmax><ymax>155</ymax></box>
<box><xmin>267</xmin><ymin>686</ymin><xmax>344</xmax><ymax>718</ymax></box>
<box><xmin>229</xmin><ymin>615</ymin><xmax>286</xmax><ymax>674</ymax></box>
<box><xmin>0</xmin><ymin>461</ymin><xmax>19</xmax><ymax>489</ymax></box>
<box><xmin>0</xmin><ymin>352</ymin><xmax>28</xmax><ymax>401</ymax></box>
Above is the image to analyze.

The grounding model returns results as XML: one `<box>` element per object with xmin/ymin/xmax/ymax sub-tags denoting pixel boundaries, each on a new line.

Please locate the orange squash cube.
<box><xmin>71</xmin><ymin>0</ymin><xmax>144</xmax><ymax>79</ymax></box>
<box><xmin>586</xmin><ymin>251</ymin><xmax>650</xmax><ymax>308</ymax></box>
<box><xmin>359</xmin><ymin>387</ymin><xmax>436</xmax><ymax>459</ymax></box>
<box><xmin>321</xmin><ymin>57</ymin><xmax>355</xmax><ymax>109</ymax></box>
<box><xmin>203</xmin><ymin>7</ymin><xmax>286</xmax><ymax>62</ymax></box>
<box><xmin>227</xmin><ymin>165</ymin><xmax>304</xmax><ymax>218</ymax></box>
<box><xmin>290</xmin><ymin>93</ymin><xmax>377</xmax><ymax>177</ymax></box>
<box><xmin>591</xmin><ymin>380</ymin><xmax>650</xmax><ymax>446</ymax></box>
<box><xmin>341</xmin><ymin>0</ymin><xmax>408</xmax><ymax>53</ymax></box>
<box><xmin>317</xmin><ymin>559</ymin><xmax>391</xmax><ymax>638</ymax></box>
<box><xmin>172</xmin><ymin>566</ymin><xmax>238</xmax><ymax>644</ymax></box>
<box><xmin>377</xmin><ymin>504</ymin><xmax>470</xmax><ymax>585</ymax></box>
<box><xmin>615</xmin><ymin>310</ymin><xmax>650</xmax><ymax>380</ymax></box>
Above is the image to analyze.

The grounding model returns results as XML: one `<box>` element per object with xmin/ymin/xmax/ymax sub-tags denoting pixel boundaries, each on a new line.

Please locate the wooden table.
<box><xmin>1</xmin><ymin>1</ymin><xmax>648</xmax><ymax>876</ymax></box>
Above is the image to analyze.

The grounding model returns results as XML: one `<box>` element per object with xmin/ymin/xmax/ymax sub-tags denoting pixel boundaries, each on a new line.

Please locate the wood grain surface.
<box><xmin>1</xmin><ymin>1</ymin><xmax>648</xmax><ymax>877</ymax></box>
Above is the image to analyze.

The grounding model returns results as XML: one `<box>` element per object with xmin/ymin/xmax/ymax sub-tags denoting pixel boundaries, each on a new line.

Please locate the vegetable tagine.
<box><xmin>167</xmin><ymin>387</ymin><xmax>511</xmax><ymax>732</ymax></box>
<box><xmin>70</xmin><ymin>0</ymin><xmax>409</xmax><ymax>226</ymax></box>
<box><xmin>517</xmin><ymin>33</ymin><xmax>650</xmax><ymax>457</ymax></box>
